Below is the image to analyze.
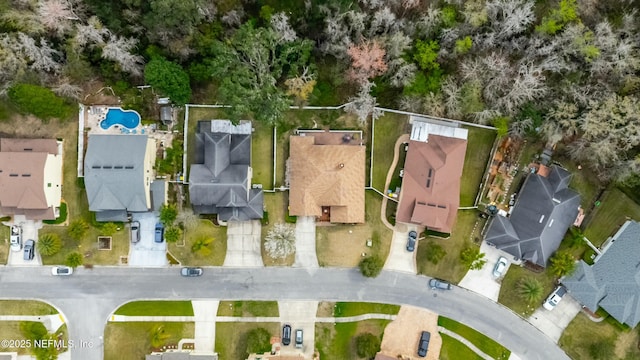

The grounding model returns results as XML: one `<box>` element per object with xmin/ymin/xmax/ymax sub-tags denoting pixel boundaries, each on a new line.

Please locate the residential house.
<box><xmin>84</xmin><ymin>135</ymin><xmax>158</xmax><ymax>222</ymax></box>
<box><xmin>396</xmin><ymin>117</ymin><xmax>468</xmax><ymax>233</ymax></box>
<box><xmin>287</xmin><ymin>130</ymin><xmax>365</xmax><ymax>223</ymax></box>
<box><xmin>0</xmin><ymin>138</ymin><xmax>63</xmax><ymax>220</ymax></box>
<box><xmin>189</xmin><ymin>120</ymin><xmax>263</xmax><ymax>221</ymax></box>
<box><xmin>484</xmin><ymin>165</ymin><xmax>581</xmax><ymax>267</ymax></box>
<box><xmin>562</xmin><ymin>221</ymin><xmax>640</xmax><ymax>328</ymax></box>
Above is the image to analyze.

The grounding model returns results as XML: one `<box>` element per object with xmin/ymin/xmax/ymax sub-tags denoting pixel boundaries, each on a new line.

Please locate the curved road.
<box><xmin>0</xmin><ymin>267</ymin><xmax>569</xmax><ymax>360</ymax></box>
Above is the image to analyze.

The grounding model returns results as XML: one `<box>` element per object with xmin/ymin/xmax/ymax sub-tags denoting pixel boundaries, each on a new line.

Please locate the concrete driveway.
<box><xmin>224</xmin><ymin>220</ymin><xmax>263</xmax><ymax>267</ymax></box>
<box><xmin>6</xmin><ymin>217</ymin><xmax>42</xmax><ymax>266</ymax></box>
<box><xmin>458</xmin><ymin>242</ymin><xmax>512</xmax><ymax>301</ymax></box>
<box><xmin>383</xmin><ymin>223</ymin><xmax>417</xmax><ymax>274</ymax></box>
<box><xmin>278</xmin><ymin>301</ymin><xmax>318</xmax><ymax>359</ymax></box>
<box><xmin>528</xmin><ymin>292</ymin><xmax>582</xmax><ymax>342</ymax></box>
<box><xmin>294</xmin><ymin>216</ymin><xmax>318</xmax><ymax>268</ymax></box>
<box><xmin>128</xmin><ymin>212</ymin><xmax>167</xmax><ymax>267</ymax></box>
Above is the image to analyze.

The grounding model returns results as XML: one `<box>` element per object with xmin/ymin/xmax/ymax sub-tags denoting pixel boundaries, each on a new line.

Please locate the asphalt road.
<box><xmin>0</xmin><ymin>267</ymin><xmax>570</xmax><ymax>360</ymax></box>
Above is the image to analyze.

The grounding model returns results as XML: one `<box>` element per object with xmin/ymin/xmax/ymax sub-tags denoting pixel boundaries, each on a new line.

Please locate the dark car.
<box><xmin>154</xmin><ymin>223</ymin><xmax>164</xmax><ymax>243</ymax></box>
<box><xmin>429</xmin><ymin>278</ymin><xmax>452</xmax><ymax>290</ymax></box>
<box><xmin>23</xmin><ymin>239</ymin><xmax>35</xmax><ymax>261</ymax></box>
<box><xmin>406</xmin><ymin>230</ymin><xmax>417</xmax><ymax>252</ymax></box>
<box><xmin>131</xmin><ymin>221</ymin><xmax>140</xmax><ymax>243</ymax></box>
<box><xmin>282</xmin><ymin>324</ymin><xmax>291</xmax><ymax>346</ymax></box>
<box><xmin>417</xmin><ymin>331</ymin><xmax>430</xmax><ymax>357</ymax></box>
<box><xmin>180</xmin><ymin>267</ymin><xmax>203</xmax><ymax>277</ymax></box>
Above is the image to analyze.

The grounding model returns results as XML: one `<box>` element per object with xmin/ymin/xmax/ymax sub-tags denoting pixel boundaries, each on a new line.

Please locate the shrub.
<box><xmin>246</xmin><ymin>328</ymin><xmax>272</xmax><ymax>355</ymax></box>
<box><xmin>68</xmin><ymin>219</ymin><xmax>89</xmax><ymax>241</ymax></box>
<box><xmin>43</xmin><ymin>202</ymin><xmax>68</xmax><ymax>225</ymax></box>
<box><xmin>355</xmin><ymin>333</ymin><xmax>381</xmax><ymax>358</ymax></box>
<box><xmin>359</xmin><ymin>256</ymin><xmax>384</xmax><ymax>278</ymax></box>
<box><xmin>65</xmin><ymin>252</ymin><xmax>84</xmax><ymax>268</ymax></box>
<box><xmin>549</xmin><ymin>250</ymin><xmax>576</xmax><ymax>277</ymax></box>
<box><xmin>460</xmin><ymin>245</ymin><xmax>486</xmax><ymax>270</ymax></box>
<box><xmin>160</xmin><ymin>203</ymin><xmax>178</xmax><ymax>226</ymax></box>
<box><xmin>517</xmin><ymin>277</ymin><xmax>543</xmax><ymax>304</ymax></box>
<box><xmin>425</xmin><ymin>242</ymin><xmax>446</xmax><ymax>265</ymax></box>
<box><xmin>8</xmin><ymin>84</ymin><xmax>73</xmax><ymax>120</ymax></box>
<box><xmin>101</xmin><ymin>222</ymin><xmax>119</xmax><ymax>236</ymax></box>
<box><xmin>191</xmin><ymin>236</ymin><xmax>214</xmax><ymax>256</ymax></box>
<box><xmin>37</xmin><ymin>233</ymin><xmax>62</xmax><ymax>256</ymax></box>
<box><xmin>164</xmin><ymin>226</ymin><xmax>182</xmax><ymax>243</ymax></box>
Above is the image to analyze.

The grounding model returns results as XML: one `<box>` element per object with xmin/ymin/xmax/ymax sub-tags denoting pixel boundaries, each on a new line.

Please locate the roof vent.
<box><xmin>124</xmin><ymin>166</ymin><xmax>134</xmax><ymax>169</ymax></box>
<box><xmin>23</xmin><ymin>148</ymin><xmax>33</xmax><ymax>151</ymax></box>
<box><xmin>338</xmin><ymin>163</ymin><xmax>345</xmax><ymax>169</ymax></box>
<box><xmin>103</xmin><ymin>166</ymin><xmax>112</xmax><ymax>169</ymax></box>
<box><xmin>539</xmin><ymin>215</ymin><xmax>545</xmax><ymax>223</ymax></box>
<box><xmin>548</xmin><ymin>219</ymin><xmax>554</xmax><ymax>227</ymax></box>
<box><xmin>114</xmin><ymin>166</ymin><xmax>123</xmax><ymax>169</ymax></box>
<box><xmin>552</xmin><ymin>198</ymin><xmax>561</xmax><ymax>203</ymax></box>
<box><xmin>9</xmin><ymin>174</ymin><xmax>18</xmax><ymax>177</ymax></box>
<box><xmin>21</xmin><ymin>174</ymin><xmax>31</xmax><ymax>177</ymax></box>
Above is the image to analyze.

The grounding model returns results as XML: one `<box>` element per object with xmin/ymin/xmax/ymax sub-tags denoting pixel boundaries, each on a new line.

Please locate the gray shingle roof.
<box><xmin>188</xmin><ymin>120</ymin><xmax>262</xmax><ymax>221</ymax></box>
<box><xmin>84</xmin><ymin>135</ymin><xmax>151</xmax><ymax>216</ymax></box>
<box><xmin>562</xmin><ymin>221</ymin><xmax>640</xmax><ymax>327</ymax></box>
<box><xmin>485</xmin><ymin>165</ymin><xmax>581</xmax><ymax>267</ymax></box>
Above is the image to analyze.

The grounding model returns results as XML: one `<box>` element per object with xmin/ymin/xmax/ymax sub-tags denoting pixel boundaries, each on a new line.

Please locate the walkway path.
<box><xmin>109</xmin><ymin>313</ymin><xmax>397</xmax><ymax>323</ymax></box>
<box><xmin>380</xmin><ymin>134</ymin><xmax>409</xmax><ymax>232</ymax></box>
<box><xmin>438</xmin><ymin>327</ymin><xmax>493</xmax><ymax>360</ymax></box>
<box><xmin>0</xmin><ymin>314</ymin><xmax>65</xmax><ymax>333</ymax></box>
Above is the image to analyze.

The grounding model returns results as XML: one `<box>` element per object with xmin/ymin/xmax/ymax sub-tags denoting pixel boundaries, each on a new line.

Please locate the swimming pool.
<box><xmin>100</xmin><ymin>108</ymin><xmax>141</xmax><ymax>130</ymax></box>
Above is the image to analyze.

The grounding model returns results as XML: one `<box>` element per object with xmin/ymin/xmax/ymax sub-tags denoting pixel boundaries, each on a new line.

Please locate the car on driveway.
<box><xmin>154</xmin><ymin>223</ymin><xmax>164</xmax><ymax>243</ymax></box>
<box><xmin>51</xmin><ymin>266</ymin><xmax>73</xmax><ymax>276</ymax></box>
<box><xmin>417</xmin><ymin>331</ymin><xmax>430</xmax><ymax>357</ymax></box>
<box><xmin>543</xmin><ymin>285</ymin><xmax>567</xmax><ymax>310</ymax></box>
<box><xmin>10</xmin><ymin>225</ymin><xmax>22</xmax><ymax>252</ymax></box>
<box><xmin>23</xmin><ymin>239</ymin><xmax>35</xmax><ymax>261</ymax></box>
<box><xmin>282</xmin><ymin>324</ymin><xmax>291</xmax><ymax>346</ymax></box>
<box><xmin>295</xmin><ymin>329</ymin><xmax>303</xmax><ymax>348</ymax></box>
<box><xmin>493</xmin><ymin>256</ymin><xmax>508</xmax><ymax>278</ymax></box>
<box><xmin>130</xmin><ymin>221</ymin><xmax>140</xmax><ymax>243</ymax></box>
<box><xmin>429</xmin><ymin>278</ymin><xmax>452</xmax><ymax>290</ymax></box>
<box><xmin>406</xmin><ymin>230</ymin><xmax>417</xmax><ymax>252</ymax></box>
<box><xmin>180</xmin><ymin>267</ymin><xmax>203</xmax><ymax>277</ymax></box>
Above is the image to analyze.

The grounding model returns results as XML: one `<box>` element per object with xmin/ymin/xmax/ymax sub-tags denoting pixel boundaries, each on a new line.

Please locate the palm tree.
<box><xmin>518</xmin><ymin>277</ymin><xmax>543</xmax><ymax>304</ymax></box>
<box><xmin>67</xmin><ymin>219</ymin><xmax>89</xmax><ymax>241</ymax></box>
<box><xmin>549</xmin><ymin>251</ymin><xmax>576</xmax><ymax>277</ymax></box>
<box><xmin>150</xmin><ymin>325</ymin><xmax>170</xmax><ymax>348</ymax></box>
<box><xmin>37</xmin><ymin>233</ymin><xmax>62</xmax><ymax>256</ymax></box>
<box><xmin>191</xmin><ymin>236</ymin><xmax>214</xmax><ymax>256</ymax></box>
<box><xmin>65</xmin><ymin>252</ymin><xmax>83</xmax><ymax>268</ymax></box>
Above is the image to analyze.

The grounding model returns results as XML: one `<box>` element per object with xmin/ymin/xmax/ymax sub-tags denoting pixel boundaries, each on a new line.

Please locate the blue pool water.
<box><xmin>100</xmin><ymin>108</ymin><xmax>141</xmax><ymax>130</ymax></box>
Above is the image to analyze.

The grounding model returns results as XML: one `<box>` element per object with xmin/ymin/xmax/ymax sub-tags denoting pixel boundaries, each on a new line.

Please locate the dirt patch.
<box><xmin>316</xmin><ymin>301</ymin><xmax>335</xmax><ymax>317</ymax></box>
<box><xmin>614</xmin><ymin>328</ymin><xmax>639</xmax><ymax>358</ymax></box>
<box><xmin>379</xmin><ymin>306</ymin><xmax>441</xmax><ymax>360</ymax></box>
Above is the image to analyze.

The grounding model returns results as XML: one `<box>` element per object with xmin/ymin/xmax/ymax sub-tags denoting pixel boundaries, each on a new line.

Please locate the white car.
<box><xmin>543</xmin><ymin>285</ymin><xmax>567</xmax><ymax>310</ymax></box>
<box><xmin>492</xmin><ymin>256</ymin><xmax>508</xmax><ymax>278</ymax></box>
<box><xmin>10</xmin><ymin>225</ymin><xmax>22</xmax><ymax>252</ymax></box>
<box><xmin>51</xmin><ymin>266</ymin><xmax>73</xmax><ymax>276</ymax></box>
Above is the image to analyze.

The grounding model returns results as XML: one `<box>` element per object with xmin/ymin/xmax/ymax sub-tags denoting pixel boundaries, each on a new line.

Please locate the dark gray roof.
<box><xmin>95</xmin><ymin>210</ymin><xmax>128</xmax><ymax>222</ymax></box>
<box><xmin>188</xmin><ymin>120</ymin><xmax>262</xmax><ymax>220</ymax></box>
<box><xmin>485</xmin><ymin>165</ymin><xmax>580</xmax><ymax>267</ymax></box>
<box><xmin>562</xmin><ymin>221</ymin><xmax>640</xmax><ymax>327</ymax></box>
<box><xmin>150</xmin><ymin>180</ymin><xmax>166</xmax><ymax>211</ymax></box>
<box><xmin>84</xmin><ymin>135</ymin><xmax>152</xmax><ymax>216</ymax></box>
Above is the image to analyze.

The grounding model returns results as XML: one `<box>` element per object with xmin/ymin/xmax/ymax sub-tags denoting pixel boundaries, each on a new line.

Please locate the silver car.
<box><xmin>130</xmin><ymin>221</ymin><xmax>140</xmax><ymax>243</ymax></box>
<box><xmin>493</xmin><ymin>256</ymin><xmax>508</xmax><ymax>278</ymax></box>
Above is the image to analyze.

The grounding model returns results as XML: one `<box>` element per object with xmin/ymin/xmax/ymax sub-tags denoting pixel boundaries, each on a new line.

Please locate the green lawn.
<box><xmin>438</xmin><ymin>317</ymin><xmax>510</xmax><ymax>360</ymax></box>
<box><xmin>0</xmin><ymin>224</ymin><xmax>8</xmax><ymax>265</ymax></box>
<box><xmin>0</xmin><ymin>321</ymin><xmax>66</xmax><ymax>355</ymax></box>
<box><xmin>215</xmin><ymin>322</ymin><xmax>279</xmax><ymax>360</ymax></box>
<box><xmin>0</xmin><ymin>300</ymin><xmax>57</xmax><ymax>315</ymax></box>
<box><xmin>315</xmin><ymin>319</ymin><xmax>390</xmax><ymax>360</ymax></box>
<box><xmin>104</xmin><ymin>322</ymin><xmax>194</xmax><ymax>360</ymax></box>
<box><xmin>371</xmin><ymin>112</ymin><xmax>409</xmax><ymax>190</ymax></box>
<box><xmin>439</xmin><ymin>333</ymin><xmax>484</xmax><ymax>360</ymax></box>
<box><xmin>252</xmin><ymin>122</ymin><xmax>274</xmax><ymax>189</ymax></box>
<box><xmin>583</xmin><ymin>188</ymin><xmax>640</xmax><ymax>246</ymax></box>
<box><xmin>333</xmin><ymin>302</ymin><xmax>400</xmax><ymax>317</ymax></box>
<box><xmin>261</xmin><ymin>192</ymin><xmax>294</xmax><ymax>266</ymax></box>
<box><xmin>217</xmin><ymin>301</ymin><xmax>279</xmax><ymax>317</ymax></box>
<box><xmin>556</xmin><ymin>157</ymin><xmax>602</xmax><ymax>209</ymax></box>
<box><xmin>460</xmin><ymin>127</ymin><xmax>497</xmax><ymax>206</ymax></box>
<box><xmin>416</xmin><ymin>210</ymin><xmax>484</xmax><ymax>283</ymax></box>
<box><xmin>168</xmin><ymin>219</ymin><xmax>227</xmax><ymax>266</ymax></box>
<box><xmin>274</xmin><ymin>129</ymin><xmax>290</xmax><ymax>188</ymax></box>
<box><xmin>114</xmin><ymin>301</ymin><xmax>194</xmax><ymax>316</ymax></box>
<box><xmin>497</xmin><ymin>265</ymin><xmax>556</xmax><ymax>317</ymax></box>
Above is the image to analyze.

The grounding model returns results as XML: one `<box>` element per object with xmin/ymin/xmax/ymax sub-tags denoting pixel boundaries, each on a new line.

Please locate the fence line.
<box><xmin>183</xmin><ymin>105</ymin><xmax>190</xmax><ymax>179</ymax></box>
<box><xmin>374</xmin><ymin>107</ymin><xmax>498</xmax><ymax>130</ymax></box>
<box><xmin>474</xmin><ymin>135</ymin><xmax>501</xmax><ymax>207</ymax></box>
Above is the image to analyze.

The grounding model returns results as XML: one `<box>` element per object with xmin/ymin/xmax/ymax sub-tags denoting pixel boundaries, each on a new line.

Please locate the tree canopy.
<box><xmin>144</xmin><ymin>56</ymin><xmax>191</xmax><ymax>105</ymax></box>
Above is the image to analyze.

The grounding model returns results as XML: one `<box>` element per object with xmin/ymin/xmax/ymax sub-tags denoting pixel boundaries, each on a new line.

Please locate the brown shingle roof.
<box><xmin>396</xmin><ymin>135</ymin><xmax>467</xmax><ymax>233</ymax></box>
<box><xmin>288</xmin><ymin>135</ymin><xmax>365</xmax><ymax>223</ymax></box>
<box><xmin>0</xmin><ymin>138</ymin><xmax>58</xmax><ymax>154</ymax></box>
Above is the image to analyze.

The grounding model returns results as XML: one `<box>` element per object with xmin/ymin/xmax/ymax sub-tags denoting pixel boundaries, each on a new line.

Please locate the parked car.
<box><xmin>180</xmin><ymin>267</ymin><xmax>203</xmax><ymax>277</ymax></box>
<box><xmin>130</xmin><ymin>221</ymin><xmax>140</xmax><ymax>243</ymax></box>
<box><xmin>417</xmin><ymin>331</ymin><xmax>430</xmax><ymax>357</ymax></box>
<box><xmin>406</xmin><ymin>230</ymin><xmax>417</xmax><ymax>252</ymax></box>
<box><xmin>295</xmin><ymin>329</ymin><xmax>303</xmax><ymax>348</ymax></box>
<box><xmin>154</xmin><ymin>223</ymin><xmax>164</xmax><ymax>243</ymax></box>
<box><xmin>23</xmin><ymin>239</ymin><xmax>35</xmax><ymax>261</ymax></box>
<box><xmin>282</xmin><ymin>324</ymin><xmax>291</xmax><ymax>346</ymax></box>
<box><xmin>51</xmin><ymin>266</ymin><xmax>73</xmax><ymax>276</ymax></box>
<box><xmin>543</xmin><ymin>285</ymin><xmax>567</xmax><ymax>310</ymax></box>
<box><xmin>10</xmin><ymin>225</ymin><xmax>22</xmax><ymax>252</ymax></box>
<box><xmin>493</xmin><ymin>256</ymin><xmax>508</xmax><ymax>278</ymax></box>
<box><xmin>428</xmin><ymin>278</ymin><xmax>452</xmax><ymax>290</ymax></box>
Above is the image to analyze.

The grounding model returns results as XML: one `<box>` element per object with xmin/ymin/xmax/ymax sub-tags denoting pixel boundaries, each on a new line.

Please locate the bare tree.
<box><xmin>271</xmin><ymin>12</ymin><xmax>297</xmax><ymax>43</ymax></box>
<box><xmin>264</xmin><ymin>223</ymin><xmax>296</xmax><ymax>259</ymax></box>
<box><xmin>53</xmin><ymin>80</ymin><xmax>82</xmax><ymax>100</ymax></box>
<box><xmin>38</xmin><ymin>0</ymin><xmax>78</xmax><ymax>36</ymax></box>
<box><xmin>345</xmin><ymin>81</ymin><xmax>383</xmax><ymax>125</ymax></box>
<box><xmin>73</xmin><ymin>16</ymin><xmax>109</xmax><ymax>49</ymax></box>
<box><xmin>486</xmin><ymin>0</ymin><xmax>536</xmax><ymax>40</ymax></box>
<box><xmin>347</xmin><ymin>39</ymin><xmax>388</xmax><ymax>85</ymax></box>
<box><xmin>101</xmin><ymin>35</ymin><xmax>144</xmax><ymax>76</ymax></box>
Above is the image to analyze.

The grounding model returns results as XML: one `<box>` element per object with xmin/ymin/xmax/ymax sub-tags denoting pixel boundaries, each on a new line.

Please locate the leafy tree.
<box><xmin>164</xmin><ymin>226</ymin><xmax>182</xmax><ymax>243</ymax></box>
<box><xmin>425</xmin><ymin>242</ymin><xmax>446</xmax><ymax>265</ymax></box>
<box><xmin>68</xmin><ymin>219</ymin><xmax>89</xmax><ymax>241</ymax></box>
<box><xmin>160</xmin><ymin>204</ymin><xmax>178</xmax><ymax>226</ymax></box>
<box><xmin>403</xmin><ymin>70</ymin><xmax>443</xmax><ymax>95</ymax></box>
<box><xmin>101</xmin><ymin>222</ymin><xmax>119</xmax><ymax>236</ymax></box>
<box><xmin>359</xmin><ymin>256</ymin><xmax>384</xmax><ymax>278</ymax></box>
<box><xmin>191</xmin><ymin>236</ymin><xmax>214</xmax><ymax>256</ymax></box>
<box><xmin>8</xmin><ymin>84</ymin><xmax>73</xmax><ymax>120</ymax></box>
<box><xmin>65</xmin><ymin>252</ymin><xmax>83</xmax><ymax>268</ymax></box>
<box><xmin>413</xmin><ymin>40</ymin><xmax>440</xmax><ymax>72</ymax></box>
<box><xmin>518</xmin><ymin>277</ymin><xmax>543</xmax><ymax>304</ymax></box>
<box><xmin>150</xmin><ymin>325</ymin><xmax>171</xmax><ymax>348</ymax></box>
<box><xmin>536</xmin><ymin>0</ymin><xmax>579</xmax><ymax>35</ymax></box>
<box><xmin>455</xmin><ymin>36</ymin><xmax>472</xmax><ymax>55</ymax></box>
<box><xmin>568</xmin><ymin>228</ymin><xmax>585</xmax><ymax>248</ymax></box>
<box><xmin>144</xmin><ymin>56</ymin><xmax>191</xmax><ymax>105</ymax></box>
<box><xmin>37</xmin><ymin>233</ymin><xmax>62</xmax><ymax>256</ymax></box>
<box><xmin>264</xmin><ymin>223</ymin><xmax>296</xmax><ymax>259</ymax></box>
<box><xmin>549</xmin><ymin>251</ymin><xmax>576</xmax><ymax>277</ymax></box>
<box><xmin>355</xmin><ymin>333</ymin><xmax>381</xmax><ymax>359</ymax></box>
<box><xmin>493</xmin><ymin>117</ymin><xmax>510</xmax><ymax>138</ymax></box>
<box><xmin>20</xmin><ymin>321</ymin><xmax>58</xmax><ymax>360</ymax></box>
<box><xmin>460</xmin><ymin>246</ymin><xmax>486</xmax><ymax>270</ymax></box>
<box><xmin>246</xmin><ymin>327</ymin><xmax>271</xmax><ymax>355</ymax></box>
<box><xmin>441</xmin><ymin>5</ymin><xmax>458</xmax><ymax>28</ymax></box>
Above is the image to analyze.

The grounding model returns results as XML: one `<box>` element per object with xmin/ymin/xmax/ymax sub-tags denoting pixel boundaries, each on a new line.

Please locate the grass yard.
<box><xmin>0</xmin><ymin>300</ymin><xmax>57</xmax><ymax>315</ymax></box>
<box><xmin>416</xmin><ymin>210</ymin><xmax>483</xmax><ymax>283</ymax></box>
<box><xmin>261</xmin><ymin>192</ymin><xmax>295</xmax><ymax>266</ymax></box>
<box><xmin>555</xmin><ymin>156</ymin><xmax>602</xmax><ymax>209</ymax></box>
<box><xmin>104</xmin><ymin>322</ymin><xmax>194</xmax><ymax>360</ymax></box>
<box><xmin>371</xmin><ymin>112</ymin><xmax>410</xmax><ymax>190</ymax></box>
<box><xmin>316</xmin><ymin>191</ymin><xmax>392</xmax><ymax>267</ymax></box>
<box><xmin>215</xmin><ymin>322</ymin><xmax>279</xmax><ymax>360</ymax></box>
<box><xmin>217</xmin><ymin>301</ymin><xmax>279</xmax><ymax>317</ymax></box>
<box><xmin>0</xmin><ymin>224</ymin><xmax>8</xmax><ymax>265</ymax></box>
<box><xmin>252</xmin><ymin>122</ymin><xmax>274</xmax><ymax>189</ymax></box>
<box><xmin>0</xmin><ymin>321</ymin><xmax>66</xmax><ymax>355</ymax></box>
<box><xmin>274</xmin><ymin>129</ymin><xmax>290</xmax><ymax>188</ymax></box>
<box><xmin>438</xmin><ymin>317</ymin><xmax>510</xmax><ymax>360</ymax></box>
<box><xmin>39</xmin><ymin>225</ymin><xmax>129</xmax><ymax>266</ymax></box>
<box><xmin>439</xmin><ymin>333</ymin><xmax>484</xmax><ymax>360</ymax></box>
<box><xmin>168</xmin><ymin>219</ymin><xmax>227</xmax><ymax>266</ymax></box>
<box><xmin>333</xmin><ymin>302</ymin><xmax>400</xmax><ymax>317</ymax></box>
<box><xmin>497</xmin><ymin>265</ymin><xmax>557</xmax><ymax>317</ymax></box>
<box><xmin>114</xmin><ymin>301</ymin><xmax>194</xmax><ymax>316</ymax></box>
<box><xmin>583</xmin><ymin>188</ymin><xmax>640</xmax><ymax>246</ymax></box>
<box><xmin>460</xmin><ymin>127</ymin><xmax>497</xmax><ymax>207</ymax></box>
<box><xmin>315</xmin><ymin>319</ymin><xmax>390</xmax><ymax>360</ymax></box>
<box><xmin>559</xmin><ymin>313</ymin><xmax>640</xmax><ymax>360</ymax></box>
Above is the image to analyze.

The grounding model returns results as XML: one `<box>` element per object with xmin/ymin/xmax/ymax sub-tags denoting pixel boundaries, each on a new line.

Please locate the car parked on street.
<box><xmin>180</xmin><ymin>267</ymin><xmax>203</xmax><ymax>277</ymax></box>
<box><xmin>10</xmin><ymin>225</ymin><xmax>22</xmax><ymax>252</ymax></box>
<box><xmin>406</xmin><ymin>230</ymin><xmax>417</xmax><ymax>252</ymax></box>
<box><xmin>295</xmin><ymin>329</ymin><xmax>303</xmax><ymax>348</ymax></box>
<box><xmin>130</xmin><ymin>221</ymin><xmax>140</xmax><ymax>243</ymax></box>
<box><xmin>154</xmin><ymin>223</ymin><xmax>164</xmax><ymax>243</ymax></box>
<box><xmin>417</xmin><ymin>331</ymin><xmax>430</xmax><ymax>357</ymax></box>
<box><xmin>543</xmin><ymin>285</ymin><xmax>567</xmax><ymax>310</ymax></box>
<box><xmin>23</xmin><ymin>239</ymin><xmax>35</xmax><ymax>261</ymax></box>
<box><xmin>51</xmin><ymin>266</ymin><xmax>73</xmax><ymax>276</ymax></box>
<box><xmin>282</xmin><ymin>324</ymin><xmax>291</xmax><ymax>346</ymax></box>
<box><xmin>493</xmin><ymin>256</ymin><xmax>508</xmax><ymax>278</ymax></box>
<box><xmin>429</xmin><ymin>278</ymin><xmax>452</xmax><ymax>290</ymax></box>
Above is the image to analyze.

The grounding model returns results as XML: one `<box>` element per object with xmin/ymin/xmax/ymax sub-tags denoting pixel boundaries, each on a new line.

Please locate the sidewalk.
<box><xmin>0</xmin><ymin>314</ymin><xmax>65</xmax><ymax>332</ymax></box>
